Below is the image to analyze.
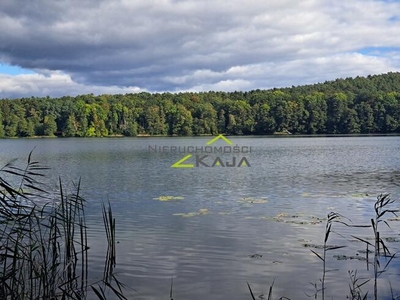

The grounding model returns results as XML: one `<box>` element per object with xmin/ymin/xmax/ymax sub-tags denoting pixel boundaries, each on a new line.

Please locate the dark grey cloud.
<box><xmin>0</xmin><ymin>0</ymin><xmax>400</xmax><ymax>97</ymax></box>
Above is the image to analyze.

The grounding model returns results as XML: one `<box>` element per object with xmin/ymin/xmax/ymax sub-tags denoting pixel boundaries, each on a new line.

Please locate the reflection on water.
<box><xmin>0</xmin><ymin>136</ymin><xmax>400</xmax><ymax>299</ymax></box>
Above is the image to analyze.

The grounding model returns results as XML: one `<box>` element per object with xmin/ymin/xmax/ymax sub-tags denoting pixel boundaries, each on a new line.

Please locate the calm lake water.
<box><xmin>1</xmin><ymin>136</ymin><xmax>400</xmax><ymax>299</ymax></box>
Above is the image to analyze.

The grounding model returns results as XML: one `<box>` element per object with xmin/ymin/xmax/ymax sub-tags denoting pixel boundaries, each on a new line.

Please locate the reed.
<box><xmin>351</xmin><ymin>193</ymin><xmax>399</xmax><ymax>300</ymax></box>
<box><xmin>0</xmin><ymin>152</ymin><xmax>127</xmax><ymax>299</ymax></box>
<box><xmin>247</xmin><ymin>194</ymin><xmax>399</xmax><ymax>300</ymax></box>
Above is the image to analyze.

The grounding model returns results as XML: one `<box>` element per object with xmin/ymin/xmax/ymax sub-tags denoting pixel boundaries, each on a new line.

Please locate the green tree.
<box><xmin>225</xmin><ymin>100</ymin><xmax>254</xmax><ymax>134</ymax></box>
<box><xmin>192</xmin><ymin>103</ymin><xmax>217</xmax><ymax>135</ymax></box>
<box><xmin>382</xmin><ymin>92</ymin><xmax>399</xmax><ymax>132</ymax></box>
<box><xmin>0</xmin><ymin>112</ymin><xmax>5</xmax><ymax>138</ymax></box>
<box><xmin>326</xmin><ymin>92</ymin><xmax>348</xmax><ymax>133</ymax></box>
<box><xmin>355</xmin><ymin>102</ymin><xmax>374</xmax><ymax>133</ymax></box>
<box><xmin>43</xmin><ymin>115</ymin><xmax>57</xmax><ymax>136</ymax></box>
<box><xmin>17</xmin><ymin>118</ymin><xmax>35</xmax><ymax>137</ymax></box>
<box><xmin>304</xmin><ymin>92</ymin><xmax>327</xmax><ymax>134</ymax></box>
<box><xmin>286</xmin><ymin>100</ymin><xmax>307</xmax><ymax>133</ymax></box>
<box><xmin>342</xmin><ymin>108</ymin><xmax>360</xmax><ymax>133</ymax></box>
<box><xmin>123</xmin><ymin>121</ymin><xmax>138</xmax><ymax>136</ymax></box>
<box><xmin>254</xmin><ymin>103</ymin><xmax>276</xmax><ymax>134</ymax></box>
<box><xmin>217</xmin><ymin>109</ymin><xmax>226</xmax><ymax>133</ymax></box>
<box><xmin>268</xmin><ymin>91</ymin><xmax>292</xmax><ymax>132</ymax></box>
<box><xmin>385</xmin><ymin>115</ymin><xmax>398</xmax><ymax>132</ymax></box>
<box><xmin>4</xmin><ymin>115</ymin><xmax>19</xmax><ymax>137</ymax></box>
<box><xmin>74</xmin><ymin>100</ymin><xmax>89</xmax><ymax>136</ymax></box>
<box><xmin>144</xmin><ymin>105</ymin><xmax>167</xmax><ymax>135</ymax></box>
<box><xmin>63</xmin><ymin>114</ymin><xmax>78</xmax><ymax>137</ymax></box>
<box><xmin>166</xmin><ymin>104</ymin><xmax>193</xmax><ymax>135</ymax></box>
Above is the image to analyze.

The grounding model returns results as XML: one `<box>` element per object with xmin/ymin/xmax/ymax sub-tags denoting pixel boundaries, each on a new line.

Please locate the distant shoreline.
<box><xmin>1</xmin><ymin>133</ymin><xmax>399</xmax><ymax>140</ymax></box>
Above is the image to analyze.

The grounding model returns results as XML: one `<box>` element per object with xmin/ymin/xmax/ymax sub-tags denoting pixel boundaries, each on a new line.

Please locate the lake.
<box><xmin>1</xmin><ymin>136</ymin><xmax>400</xmax><ymax>299</ymax></box>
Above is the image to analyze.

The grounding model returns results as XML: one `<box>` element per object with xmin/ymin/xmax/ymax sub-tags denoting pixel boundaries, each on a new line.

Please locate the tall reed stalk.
<box><xmin>309</xmin><ymin>212</ymin><xmax>346</xmax><ymax>300</ymax></box>
<box><xmin>0</xmin><ymin>152</ymin><xmax>127</xmax><ymax>299</ymax></box>
<box><xmin>352</xmin><ymin>193</ymin><xmax>398</xmax><ymax>300</ymax></box>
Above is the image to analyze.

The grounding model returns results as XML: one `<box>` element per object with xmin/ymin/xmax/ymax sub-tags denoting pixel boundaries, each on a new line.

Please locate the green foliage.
<box><xmin>0</xmin><ymin>111</ymin><xmax>5</xmax><ymax>138</ymax></box>
<box><xmin>43</xmin><ymin>115</ymin><xmax>58</xmax><ymax>136</ymax></box>
<box><xmin>1</xmin><ymin>72</ymin><xmax>400</xmax><ymax>137</ymax></box>
<box><xmin>63</xmin><ymin>114</ymin><xmax>78</xmax><ymax>137</ymax></box>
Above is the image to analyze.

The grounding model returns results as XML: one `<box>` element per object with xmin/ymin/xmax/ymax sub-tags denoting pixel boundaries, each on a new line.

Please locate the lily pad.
<box><xmin>384</xmin><ymin>237</ymin><xmax>400</xmax><ymax>243</ymax></box>
<box><xmin>262</xmin><ymin>212</ymin><xmax>323</xmax><ymax>225</ymax></box>
<box><xmin>238</xmin><ymin>197</ymin><xmax>268</xmax><ymax>204</ymax></box>
<box><xmin>303</xmin><ymin>243</ymin><xmax>325</xmax><ymax>249</ymax></box>
<box><xmin>198</xmin><ymin>208</ymin><xmax>210</xmax><ymax>215</ymax></box>
<box><xmin>173</xmin><ymin>208</ymin><xmax>210</xmax><ymax>218</ymax></box>
<box><xmin>175</xmin><ymin>212</ymin><xmax>198</xmax><ymax>218</ymax></box>
<box><xmin>333</xmin><ymin>254</ymin><xmax>366</xmax><ymax>261</ymax></box>
<box><xmin>301</xmin><ymin>193</ymin><xmax>327</xmax><ymax>198</ymax></box>
<box><xmin>350</xmin><ymin>193</ymin><xmax>370</xmax><ymax>198</ymax></box>
<box><xmin>249</xmin><ymin>254</ymin><xmax>263</xmax><ymax>258</ymax></box>
<box><xmin>303</xmin><ymin>243</ymin><xmax>340</xmax><ymax>249</ymax></box>
<box><xmin>153</xmin><ymin>196</ymin><xmax>184</xmax><ymax>201</ymax></box>
<box><xmin>302</xmin><ymin>193</ymin><xmax>354</xmax><ymax>198</ymax></box>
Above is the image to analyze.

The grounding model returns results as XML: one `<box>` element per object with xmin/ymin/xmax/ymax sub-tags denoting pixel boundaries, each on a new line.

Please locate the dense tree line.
<box><xmin>1</xmin><ymin>72</ymin><xmax>400</xmax><ymax>137</ymax></box>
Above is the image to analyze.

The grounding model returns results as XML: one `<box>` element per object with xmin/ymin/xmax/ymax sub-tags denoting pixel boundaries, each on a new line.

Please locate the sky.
<box><xmin>0</xmin><ymin>0</ymin><xmax>400</xmax><ymax>98</ymax></box>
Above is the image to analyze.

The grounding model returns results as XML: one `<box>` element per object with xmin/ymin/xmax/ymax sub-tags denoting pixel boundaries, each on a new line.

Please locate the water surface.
<box><xmin>1</xmin><ymin>136</ymin><xmax>400</xmax><ymax>299</ymax></box>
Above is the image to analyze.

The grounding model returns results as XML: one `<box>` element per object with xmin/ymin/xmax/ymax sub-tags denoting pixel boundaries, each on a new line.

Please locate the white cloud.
<box><xmin>0</xmin><ymin>71</ymin><xmax>144</xmax><ymax>98</ymax></box>
<box><xmin>0</xmin><ymin>0</ymin><xmax>400</xmax><ymax>97</ymax></box>
<box><xmin>187</xmin><ymin>79</ymin><xmax>252</xmax><ymax>92</ymax></box>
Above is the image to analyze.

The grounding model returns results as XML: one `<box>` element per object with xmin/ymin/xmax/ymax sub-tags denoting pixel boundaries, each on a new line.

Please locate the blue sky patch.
<box><xmin>0</xmin><ymin>63</ymin><xmax>35</xmax><ymax>75</ymax></box>
<box><xmin>358</xmin><ymin>47</ymin><xmax>400</xmax><ymax>56</ymax></box>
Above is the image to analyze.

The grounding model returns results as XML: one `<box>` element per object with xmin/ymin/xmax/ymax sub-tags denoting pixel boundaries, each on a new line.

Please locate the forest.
<box><xmin>0</xmin><ymin>72</ymin><xmax>400</xmax><ymax>137</ymax></box>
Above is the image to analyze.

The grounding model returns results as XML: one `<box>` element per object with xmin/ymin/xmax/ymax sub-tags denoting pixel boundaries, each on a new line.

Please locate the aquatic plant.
<box><xmin>153</xmin><ymin>195</ymin><xmax>184</xmax><ymax>201</ymax></box>
<box><xmin>351</xmin><ymin>193</ymin><xmax>399</xmax><ymax>300</ymax></box>
<box><xmin>0</xmin><ymin>152</ymin><xmax>127</xmax><ymax>299</ymax></box>
<box><xmin>248</xmin><ymin>193</ymin><xmax>400</xmax><ymax>300</ymax></box>
<box><xmin>173</xmin><ymin>208</ymin><xmax>210</xmax><ymax>218</ymax></box>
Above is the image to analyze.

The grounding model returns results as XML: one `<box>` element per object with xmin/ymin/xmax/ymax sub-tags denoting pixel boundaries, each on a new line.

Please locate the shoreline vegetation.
<box><xmin>3</xmin><ymin>132</ymin><xmax>400</xmax><ymax>139</ymax></box>
<box><xmin>0</xmin><ymin>153</ymin><xmax>128</xmax><ymax>300</ymax></box>
<box><xmin>0</xmin><ymin>72</ymin><xmax>399</xmax><ymax>138</ymax></box>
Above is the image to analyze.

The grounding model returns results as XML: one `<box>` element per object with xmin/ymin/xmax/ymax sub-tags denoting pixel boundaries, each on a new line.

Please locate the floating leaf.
<box><xmin>302</xmin><ymin>193</ymin><xmax>349</xmax><ymax>198</ymax></box>
<box><xmin>275</xmin><ymin>213</ymin><xmax>288</xmax><ymax>218</ymax></box>
<box><xmin>238</xmin><ymin>197</ymin><xmax>268</xmax><ymax>204</ymax></box>
<box><xmin>350</xmin><ymin>193</ymin><xmax>370</xmax><ymax>198</ymax></box>
<box><xmin>153</xmin><ymin>196</ymin><xmax>184</xmax><ymax>202</ymax></box>
<box><xmin>181</xmin><ymin>212</ymin><xmax>198</xmax><ymax>218</ymax></box>
<box><xmin>198</xmin><ymin>208</ymin><xmax>209</xmax><ymax>215</ymax></box>
<box><xmin>303</xmin><ymin>243</ymin><xmax>325</xmax><ymax>249</ymax></box>
<box><xmin>286</xmin><ymin>220</ymin><xmax>310</xmax><ymax>225</ymax></box>
<box><xmin>303</xmin><ymin>243</ymin><xmax>341</xmax><ymax>249</ymax></box>
<box><xmin>384</xmin><ymin>237</ymin><xmax>400</xmax><ymax>243</ymax></box>
<box><xmin>173</xmin><ymin>208</ymin><xmax>210</xmax><ymax>218</ymax></box>
<box><xmin>333</xmin><ymin>254</ymin><xmax>366</xmax><ymax>261</ymax></box>
<box><xmin>262</xmin><ymin>212</ymin><xmax>323</xmax><ymax>225</ymax></box>
<box><xmin>248</xmin><ymin>254</ymin><xmax>263</xmax><ymax>258</ymax></box>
